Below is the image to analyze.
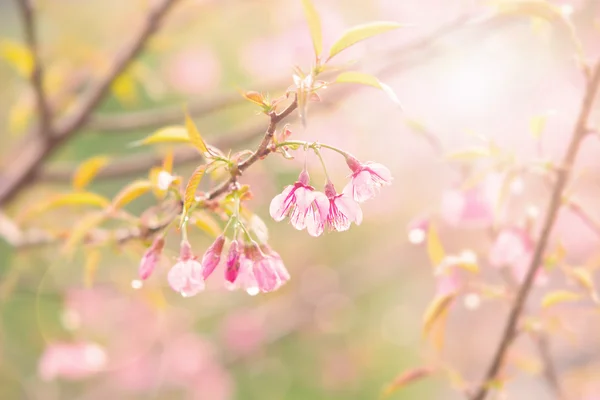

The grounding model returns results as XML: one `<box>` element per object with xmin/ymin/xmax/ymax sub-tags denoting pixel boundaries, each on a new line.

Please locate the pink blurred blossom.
<box><xmin>406</xmin><ymin>214</ymin><xmax>430</xmax><ymax>244</ymax></box>
<box><xmin>343</xmin><ymin>156</ymin><xmax>392</xmax><ymax>203</ymax></box>
<box><xmin>489</xmin><ymin>227</ymin><xmax>548</xmax><ymax>285</ymax></box>
<box><xmin>38</xmin><ymin>341</ymin><xmax>107</xmax><ymax>381</ymax></box>
<box><xmin>221</xmin><ymin>311</ymin><xmax>265</xmax><ymax>357</ymax></box>
<box><xmin>164</xmin><ymin>48</ymin><xmax>220</xmax><ymax>94</ymax></box>
<box><xmin>322</xmin><ymin>181</ymin><xmax>362</xmax><ymax>232</ymax></box>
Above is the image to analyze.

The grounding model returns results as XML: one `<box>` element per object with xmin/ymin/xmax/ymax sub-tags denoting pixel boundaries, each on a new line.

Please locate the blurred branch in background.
<box><xmin>0</xmin><ymin>0</ymin><xmax>180</xmax><ymax>206</ymax></box>
<box><xmin>16</xmin><ymin>0</ymin><xmax>52</xmax><ymax>138</ymax></box>
<box><xmin>470</xmin><ymin>60</ymin><xmax>600</xmax><ymax>400</ymax></box>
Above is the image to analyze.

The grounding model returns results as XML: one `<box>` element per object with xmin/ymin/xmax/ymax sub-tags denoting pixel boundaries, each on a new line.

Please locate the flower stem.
<box><xmin>313</xmin><ymin>147</ymin><xmax>331</xmax><ymax>181</ymax></box>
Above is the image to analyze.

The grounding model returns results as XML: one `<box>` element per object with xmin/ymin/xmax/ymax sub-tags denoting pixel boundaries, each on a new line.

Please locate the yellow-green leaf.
<box><xmin>111</xmin><ymin>180</ymin><xmax>152</xmax><ymax>210</ymax></box>
<box><xmin>185</xmin><ymin>112</ymin><xmax>208</xmax><ymax>154</ymax></box>
<box><xmin>445</xmin><ymin>146</ymin><xmax>491</xmax><ymax>161</ymax></box>
<box><xmin>381</xmin><ymin>366</ymin><xmax>435</xmax><ymax>398</ymax></box>
<box><xmin>72</xmin><ymin>156</ymin><xmax>110</xmax><ymax>190</ymax></box>
<box><xmin>422</xmin><ymin>294</ymin><xmax>454</xmax><ymax>352</ymax></box>
<box><xmin>84</xmin><ymin>248</ymin><xmax>101</xmax><ymax>288</ymax></box>
<box><xmin>334</xmin><ymin>71</ymin><xmax>402</xmax><ymax>108</ymax></box>
<box><xmin>427</xmin><ymin>223</ymin><xmax>445</xmax><ymax>267</ymax></box>
<box><xmin>18</xmin><ymin>192</ymin><xmax>110</xmax><ymax>222</ymax></box>
<box><xmin>193</xmin><ymin>211</ymin><xmax>222</xmax><ymax>238</ymax></box>
<box><xmin>62</xmin><ymin>213</ymin><xmax>106</xmax><ymax>256</ymax></box>
<box><xmin>183</xmin><ymin>165</ymin><xmax>206</xmax><ymax>216</ymax></box>
<box><xmin>132</xmin><ymin>126</ymin><xmax>190</xmax><ymax>147</ymax></box>
<box><xmin>541</xmin><ymin>290</ymin><xmax>582</xmax><ymax>308</ymax></box>
<box><xmin>569</xmin><ymin>267</ymin><xmax>596</xmax><ymax>292</ymax></box>
<box><xmin>0</xmin><ymin>39</ymin><xmax>33</xmax><ymax>77</ymax></box>
<box><xmin>328</xmin><ymin>22</ymin><xmax>403</xmax><ymax>61</ymax></box>
<box><xmin>301</xmin><ymin>0</ymin><xmax>322</xmax><ymax>57</ymax></box>
<box><xmin>529</xmin><ymin>114</ymin><xmax>547</xmax><ymax>138</ymax></box>
<box><xmin>110</xmin><ymin>70</ymin><xmax>138</xmax><ymax>106</ymax></box>
<box><xmin>495</xmin><ymin>0</ymin><xmax>564</xmax><ymax>21</ymax></box>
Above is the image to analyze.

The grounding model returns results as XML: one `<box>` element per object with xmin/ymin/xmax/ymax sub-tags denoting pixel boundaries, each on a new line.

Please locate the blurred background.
<box><xmin>1</xmin><ymin>0</ymin><xmax>600</xmax><ymax>399</ymax></box>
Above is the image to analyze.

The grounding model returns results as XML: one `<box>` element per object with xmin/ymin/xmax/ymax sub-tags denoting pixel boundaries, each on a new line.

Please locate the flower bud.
<box><xmin>201</xmin><ymin>235</ymin><xmax>225</xmax><ymax>280</ymax></box>
<box><xmin>138</xmin><ymin>237</ymin><xmax>165</xmax><ymax>280</ymax></box>
<box><xmin>225</xmin><ymin>240</ymin><xmax>241</xmax><ymax>284</ymax></box>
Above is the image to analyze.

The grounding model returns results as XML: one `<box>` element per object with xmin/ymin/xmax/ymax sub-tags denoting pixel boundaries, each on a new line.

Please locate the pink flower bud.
<box><xmin>225</xmin><ymin>240</ymin><xmax>241</xmax><ymax>284</ymax></box>
<box><xmin>138</xmin><ymin>237</ymin><xmax>165</xmax><ymax>280</ymax></box>
<box><xmin>201</xmin><ymin>235</ymin><xmax>225</xmax><ymax>280</ymax></box>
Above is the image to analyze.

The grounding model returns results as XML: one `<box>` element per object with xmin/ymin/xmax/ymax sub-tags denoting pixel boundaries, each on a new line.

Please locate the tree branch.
<box><xmin>0</xmin><ymin>0</ymin><xmax>180</xmax><ymax>206</ymax></box>
<box><xmin>469</xmin><ymin>61</ymin><xmax>600</xmax><ymax>400</ymax></box>
<box><xmin>16</xmin><ymin>0</ymin><xmax>52</xmax><ymax>138</ymax></box>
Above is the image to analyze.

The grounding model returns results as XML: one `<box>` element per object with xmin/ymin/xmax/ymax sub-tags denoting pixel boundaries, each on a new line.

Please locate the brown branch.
<box><xmin>16</xmin><ymin>0</ymin><xmax>52</xmax><ymax>138</ymax></box>
<box><xmin>0</xmin><ymin>0</ymin><xmax>180</xmax><ymax>206</ymax></box>
<box><xmin>533</xmin><ymin>333</ymin><xmax>567</xmax><ymax>400</ymax></box>
<box><xmin>469</xmin><ymin>61</ymin><xmax>600</xmax><ymax>400</ymax></box>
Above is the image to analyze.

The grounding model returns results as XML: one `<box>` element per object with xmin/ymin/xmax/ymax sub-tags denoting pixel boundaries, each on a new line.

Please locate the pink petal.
<box><xmin>365</xmin><ymin>162</ymin><xmax>393</xmax><ymax>183</ymax></box>
<box><xmin>335</xmin><ymin>195</ymin><xmax>363</xmax><ymax>226</ymax></box>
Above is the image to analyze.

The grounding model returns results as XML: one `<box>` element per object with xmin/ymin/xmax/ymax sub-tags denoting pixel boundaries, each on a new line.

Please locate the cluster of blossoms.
<box><xmin>270</xmin><ymin>155</ymin><xmax>392</xmax><ymax>235</ymax></box>
<box><xmin>136</xmin><ymin>152</ymin><xmax>391</xmax><ymax>297</ymax></box>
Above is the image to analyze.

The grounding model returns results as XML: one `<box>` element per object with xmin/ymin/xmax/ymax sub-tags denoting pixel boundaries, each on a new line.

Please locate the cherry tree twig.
<box><xmin>15</xmin><ymin>0</ymin><xmax>52</xmax><ymax>138</ymax></box>
<box><xmin>0</xmin><ymin>0</ymin><xmax>180</xmax><ymax>206</ymax></box>
<box><xmin>469</xmin><ymin>60</ymin><xmax>600</xmax><ymax>400</ymax></box>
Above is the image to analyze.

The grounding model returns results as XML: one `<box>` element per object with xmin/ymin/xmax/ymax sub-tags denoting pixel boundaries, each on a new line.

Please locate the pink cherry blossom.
<box><xmin>138</xmin><ymin>236</ymin><xmax>164</xmax><ymax>280</ymax></box>
<box><xmin>227</xmin><ymin>243</ymin><xmax>290</xmax><ymax>295</ymax></box>
<box><xmin>201</xmin><ymin>235</ymin><xmax>225</xmax><ymax>280</ymax></box>
<box><xmin>38</xmin><ymin>341</ymin><xmax>107</xmax><ymax>381</ymax></box>
<box><xmin>168</xmin><ymin>240</ymin><xmax>205</xmax><ymax>297</ymax></box>
<box><xmin>323</xmin><ymin>181</ymin><xmax>363</xmax><ymax>232</ymax></box>
<box><xmin>489</xmin><ymin>227</ymin><xmax>547</xmax><ymax>285</ymax></box>
<box><xmin>407</xmin><ymin>215</ymin><xmax>430</xmax><ymax>244</ymax></box>
<box><xmin>164</xmin><ymin>47</ymin><xmax>220</xmax><ymax>95</ymax></box>
<box><xmin>441</xmin><ymin>186</ymin><xmax>494</xmax><ymax>227</ymax></box>
<box><xmin>343</xmin><ymin>156</ymin><xmax>392</xmax><ymax>203</ymax></box>
<box><xmin>270</xmin><ymin>169</ymin><xmax>329</xmax><ymax>236</ymax></box>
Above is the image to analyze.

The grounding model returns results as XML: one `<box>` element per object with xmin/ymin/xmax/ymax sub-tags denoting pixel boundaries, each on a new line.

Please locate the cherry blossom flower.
<box><xmin>138</xmin><ymin>236</ymin><xmax>164</xmax><ymax>280</ymax></box>
<box><xmin>227</xmin><ymin>243</ymin><xmax>290</xmax><ymax>295</ymax></box>
<box><xmin>343</xmin><ymin>156</ymin><xmax>392</xmax><ymax>203</ymax></box>
<box><xmin>168</xmin><ymin>240</ymin><xmax>205</xmax><ymax>297</ymax></box>
<box><xmin>441</xmin><ymin>186</ymin><xmax>494</xmax><ymax>227</ymax></box>
<box><xmin>201</xmin><ymin>235</ymin><xmax>225</xmax><ymax>280</ymax></box>
<box><xmin>38</xmin><ymin>341</ymin><xmax>107</xmax><ymax>381</ymax></box>
<box><xmin>323</xmin><ymin>181</ymin><xmax>363</xmax><ymax>232</ymax></box>
<box><xmin>406</xmin><ymin>215</ymin><xmax>430</xmax><ymax>244</ymax></box>
<box><xmin>489</xmin><ymin>227</ymin><xmax>547</xmax><ymax>285</ymax></box>
<box><xmin>270</xmin><ymin>169</ymin><xmax>329</xmax><ymax>236</ymax></box>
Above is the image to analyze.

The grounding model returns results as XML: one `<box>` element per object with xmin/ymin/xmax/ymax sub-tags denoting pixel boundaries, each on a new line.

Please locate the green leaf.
<box><xmin>72</xmin><ymin>156</ymin><xmax>110</xmax><ymax>190</ymax></box>
<box><xmin>445</xmin><ymin>146</ymin><xmax>491</xmax><ymax>161</ymax></box>
<box><xmin>381</xmin><ymin>367</ymin><xmax>435</xmax><ymax>398</ymax></box>
<box><xmin>301</xmin><ymin>0</ymin><xmax>322</xmax><ymax>57</ymax></box>
<box><xmin>185</xmin><ymin>112</ymin><xmax>208</xmax><ymax>154</ymax></box>
<box><xmin>62</xmin><ymin>213</ymin><xmax>106</xmax><ymax>257</ymax></box>
<box><xmin>334</xmin><ymin>71</ymin><xmax>402</xmax><ymax>108</ymax></box>
<box><xmin>111</xmin><ymin>180</ymin><xmax>152</xmax><ymax>210</ymax></box>
<box><xmin>183</xmin><ymin>165</ymin><xmax>206</xmax><ymax>217</ymax></box>
<box><xmin>192</xmin><ymin>211</ymin><xmax>222</xmax><ymax>238</ymax></box>
<box><xmin>131</xmin><ymin>126</ymin><xmax>190</xmax><ymax>147</ymax></box>
<box><xmin>422</xmin><ymin>293</ymin><xmax>454</xmax><ymax>351</ymax></box>
<box><xmin>328</xmin><ymin>21</ymin><xmax>403</xmax><ymax>61</ymax></box>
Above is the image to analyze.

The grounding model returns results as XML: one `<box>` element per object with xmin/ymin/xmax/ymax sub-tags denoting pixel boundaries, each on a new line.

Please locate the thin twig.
<box><xmin>469</xmin><ymin>61</ymin><xmax>600</xmax><ymax>400</ymax></box>
<box><xmin>0</xmin><ymin>0</ymin><xmax>180</xmax><ymax>206</ymax></box>
<box><xmin>16</xmin><ymin>0</ymin><xmax>52</xmax><ymax>138</ymax></box>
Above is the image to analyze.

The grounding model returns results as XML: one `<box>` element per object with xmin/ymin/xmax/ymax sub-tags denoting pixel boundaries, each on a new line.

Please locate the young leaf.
<box><xmin>541</xmin><ymin>290</ymin><xmax>582</xmax><ymax>308</ymax></box>
<box><xmin>381</xmin><ymin>366</ymin><xmax>435</xmax><ymax>398</ymax></box>
<box><xmin>301</xmin><ymin>0</ymin><xmax>322</xmax><ymax>57</ymax></box>
<box><xmin>422</xmin><ymin>294</ymin><xmax>454</xmax><ymax>351</ymax></box>
<box><xmin>427</xmin><ymin>223</ymin><xmax>445</xmax><ymax>267</ymax></box>
<box><xmin>0</xmin><ymin>39</ymin><xmax>33</xmax><ymax>77</ymax></box>
<box><xmin>328</xmin><ymin>22</ymin><xmax>403</xmax><ymax>61</ymax></box>
<box><xmin>529</xmin><ymin>114</ymin><xmax>547</xmax><ymax>139</ymax></box>
<box><xmin>183</xmin><ymin>165</ymin><xmax>207</xmax><ymax>216</ymax></box>
<box><xmin>131</xmin><ymin>126</ymin><xmax>190</xmax><ymax>147</ymax></box>
<box><xmin>334</xmin><ymin>71</ymin><xmax>402</xmax><ymax>108</ymax></box>
<box><xmin>18</xmin><ymin>192</ymin><xmax>111</xmax><ymax>222</ymax></box>
<box><xmin>569</xmin><ymin>267</ymin><xmax>596</xmax><ymax>293</ymax></box>
<box><xmin>72</xmin><ymin>156</ymin><xmax>110</xmax><ymax>190</ymax></box>
<box><xmin>62</xmin><ymin>213</ymin><xmax>106</xmax><ymax>256</ymax></box>
<box><xmin>193</xmin><ymin>211</ymin><xmax>222</xmax><ymax>238</ymax></box>
<box><xmin>185</xmin><ymin>112</ymin><xmax>208</xmax><ymax>154</ymax></box>
<box><xmin>110</xmin><ymin>70</ymin><xmax>138</xmax><ymax>106</ymax></box>
<box><xmin>445</xmin><ymin>146</ymin><xmax>491</xmax><ymax>161</ymax></box>
<box><xmin>84</xmin><ymin>249</ymin><xmax>101</xmax><ymax>288</ymax></box>
<box><xmin>111</xmin><ymin>180</ymin><xmax>152</xmax><ymax>210</ymax></box>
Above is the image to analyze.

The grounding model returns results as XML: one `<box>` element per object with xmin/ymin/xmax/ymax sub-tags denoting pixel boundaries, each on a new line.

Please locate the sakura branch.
<box><xmin>469</xmin><ymin>60</ymin><xmax>600</xmax><ymax>400</ymax></box>
<box><xmin>0</xmin><ymin>0</ymin><xmax>180</xmax><ymax>206</ymax></box>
